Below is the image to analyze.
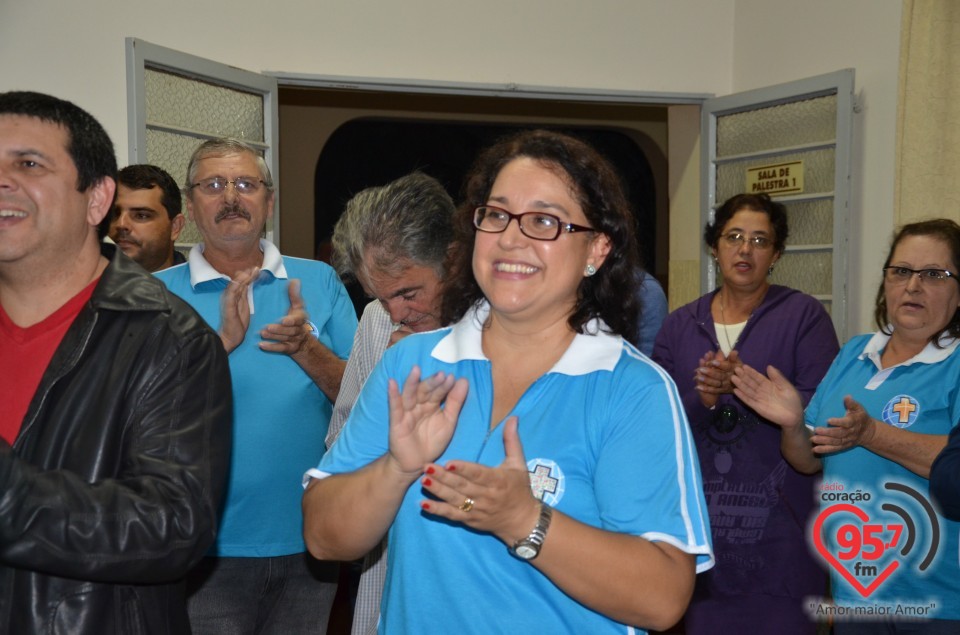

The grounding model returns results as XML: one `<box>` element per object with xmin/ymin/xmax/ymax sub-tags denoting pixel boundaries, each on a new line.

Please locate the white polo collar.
<box><xmin>859</xmin><ymin>328</ymin><xmax>960</xmax><ymax>370</ymax></box>
<box><xmin>431</xmin><ymin>302</ymin><xmax>622</xmax><ymax>376</ymax></box>
<box><xmin>187</xmin><ymin>239</ymin><xmax>287</xmax><ymax>288</ymax></box>
<box><xmin>187</xmin><ymin>239</ymin><xmax>287</xmax><ymax>315</ymax></box>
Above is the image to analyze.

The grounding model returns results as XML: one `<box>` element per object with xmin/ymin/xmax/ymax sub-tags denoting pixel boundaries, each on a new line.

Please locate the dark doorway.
<box><xmin>313</xmin><ymin>119</ymin><xmax>658</xmax><ymax>273</ymax></box>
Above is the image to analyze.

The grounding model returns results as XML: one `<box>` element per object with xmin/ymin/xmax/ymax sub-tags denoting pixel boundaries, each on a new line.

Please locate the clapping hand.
<box><xmin>418</xmin><ymin>416</ymin><xmax>542</xmax><ymax>546</ymax></box>
<box><xmin>695</xmin><ymin>349</ymin><xmax>742</xmax><ymax>408</ymax></box>
<box><xmin>731</xmin><ymin>364</ymin><xmax>805</xmax><ymax>430</ymax></box>
<box><xmin>219</xmin><ymin>266</ymin><xmax>259</xmax><ymax>353</ymax></box>
<box><xmin>260</xmin><ymin>279</ymin><xmax>312</xmax><ymax>355</ymax></box>
<box><xmin>386</xmin><ymin>365</ymin><xmax>469</xmax><ymax>477</ymax></box>
<box><xmin>811</xmin><ymin>396</ymin><xmax>876</xmax><ymax>454</ymax></box>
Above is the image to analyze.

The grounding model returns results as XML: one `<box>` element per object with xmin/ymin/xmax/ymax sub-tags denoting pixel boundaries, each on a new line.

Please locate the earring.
<box><xmin>584</xmin><ymin>264</ymin><xmax>597</xmax><ymax>277</ymax></box>
<box><xmin>768</xmin><ymin>265</ymin><xmax>775</xmax><ymax>275</ymax></box>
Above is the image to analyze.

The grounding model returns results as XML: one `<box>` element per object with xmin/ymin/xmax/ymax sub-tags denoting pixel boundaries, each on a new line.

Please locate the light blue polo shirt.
<box><xmin>317</xmin><ymin>303</ymin><xmax>713</xmax><ymax>634</ymax></box>
<box><xmin>157</xmin><ymin>240</ymin><xmax>356</xmax><ymax>556</ymax></box>
<box><xmin>806</xmin><ymin>331</ymin><xmax>960</xmax><ymax>619</ymax></box>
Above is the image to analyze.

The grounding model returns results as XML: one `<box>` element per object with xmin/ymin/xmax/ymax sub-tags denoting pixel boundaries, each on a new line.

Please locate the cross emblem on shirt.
<box><xmin>528</xmin><ymin>464</ymin><xmax>558</xmax><ymax>500</ymax></box>
<box><xmin>892</xmin><ymin>397</ymin><xmax>916</xmax><ymax>424</ymax></box>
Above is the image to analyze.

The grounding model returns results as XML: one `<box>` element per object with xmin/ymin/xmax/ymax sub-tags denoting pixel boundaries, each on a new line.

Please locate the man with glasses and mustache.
<box><xmin>155</xmin><ymin>138</ymin><xmax>357</xmax><ymax>635</ymax></box>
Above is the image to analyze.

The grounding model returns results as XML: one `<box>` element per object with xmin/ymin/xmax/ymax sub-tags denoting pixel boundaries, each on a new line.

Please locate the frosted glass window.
<box><xmin>769</xmin><ymin>251</ymin><xmax>833</xmax><ymax>296</ymax></box>
<box><xmin>717</xmin><ymin>94</ymin><xmax>836</xmax><ymax>157</ymax></box>
<box><xmin>713</xmin><ymin>97</ymin><xmax>838</xmax><ymax>314</ymax></box>
<box><xmin>145</xmin><ymin>69</ymin><xmax>264</xmax><ymax>141</ymax></box>
<box><xmin>144</xmin><ymin>129</ymin><xmax>208</xmax><ymax>244</ymax></box>
<box><xmin>144</xmin><ymin>129</ymin><xmax>196</xmax><ymax>184</ymax></box>
<box><xmin>142</xmin><ymin>68</ymin><xmax>268</xmax><ymax>245</ymax></box>
<box><xmin>785</xmin><ymin>199</ymin><xmax>834</xmax><ymax>245</ymax></box>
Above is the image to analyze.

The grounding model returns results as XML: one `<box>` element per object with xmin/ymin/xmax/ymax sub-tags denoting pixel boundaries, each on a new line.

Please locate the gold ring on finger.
<box><xmin>459</xmin><ymin>497</ymin><xmax>475</xmax><ymax>513</ymax></box>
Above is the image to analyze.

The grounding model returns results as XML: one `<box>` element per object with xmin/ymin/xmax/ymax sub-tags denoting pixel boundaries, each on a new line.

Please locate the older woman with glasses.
<box><xmin>303</xmin><ymin>130</ymin><xmax>712</xmax><ymax>634</ymax></box>
<box><xmin>734</xmin><ymin>219</ymin><xmax>960</xmax><ymax>633</ymax></box>
<box><xmin>653</xmin><ymin>193</ymin><xmax>839</xmax><ymax>635</ymax></box>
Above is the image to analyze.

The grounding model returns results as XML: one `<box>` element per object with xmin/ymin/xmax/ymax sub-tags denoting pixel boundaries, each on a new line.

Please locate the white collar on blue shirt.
<box><xmin>186</xmin><ymin>239</ymin><xmax>287</xmax><ymax>315</ymax></box>
<box><xmin>186</xmin><ymin>239</ymin><xmax>288</xmax><ymax>288</ymax></box>
<box><xmin>859</xmin><ymin>328</ymin><xmax>960</xmax><ymax>369</ymax></box>
<box><xmin>431</xmin><ymin>301</ymin><xmax>623</xmax><ymax>376</ymax></box>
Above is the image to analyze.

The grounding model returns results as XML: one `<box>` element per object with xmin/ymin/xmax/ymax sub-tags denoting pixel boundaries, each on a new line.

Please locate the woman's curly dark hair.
<box><xmin>441</xmin><ymin>129</ymin><xmax>642</xmax><ymax>344</ymax></box>
<box><xmin>874</xmin><ymin>218</ymin><xmax>960</xmax><ymax>345</ymax></box>
<box><xmin>703</xmin><ymin>192</ymin><xmax>789</xmax><ymax>254</ymax></box>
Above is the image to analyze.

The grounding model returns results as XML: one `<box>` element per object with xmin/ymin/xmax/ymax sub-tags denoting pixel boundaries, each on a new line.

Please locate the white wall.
<box><xmin>1</xmin><ymin>0</ymin><xmax>736</xmax><ymax>155</ymax></box>
<box><xmin>1</xmin><ymin>0</ymin><xmax>900</xmax><ymax>335</ymax></box>
<box><xmin>732</xmin><ymin>0</ymin><xmax>902</xmax><ymax>336</ymax></box>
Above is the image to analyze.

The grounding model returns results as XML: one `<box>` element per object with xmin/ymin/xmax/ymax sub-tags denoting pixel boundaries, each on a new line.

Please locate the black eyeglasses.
<box><xmin>883</xmin><ymin>266</ymin><xmax>958</xmax><ymax>286</ymax></box>
<box><xmin>473</xmin><ymin>206</ymin><xmax>594</xmax><ymax>241</ymax></box>
<box><xmin>188</xmin><ymin>177</ymin><xmax>267</xmax><ymax>196</ymax></box>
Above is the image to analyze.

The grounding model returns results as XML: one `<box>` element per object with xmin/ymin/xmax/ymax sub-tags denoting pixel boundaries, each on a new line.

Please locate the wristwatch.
<box><xmin>511</xmin><ymin>502</ymin><xmax>553</xmax><ymax>560</ymax></box>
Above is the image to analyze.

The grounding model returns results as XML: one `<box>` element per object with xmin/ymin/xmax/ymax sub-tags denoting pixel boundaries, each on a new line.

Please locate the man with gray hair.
<box><xmin>317</xmin><ymin>171</ymin><xmax>455</xmax><ymax>635</ymax></box>
<box><xmin>155</xmin><ymin>138</ymin><xmax>357</xmax><ymax>634</ymax></box>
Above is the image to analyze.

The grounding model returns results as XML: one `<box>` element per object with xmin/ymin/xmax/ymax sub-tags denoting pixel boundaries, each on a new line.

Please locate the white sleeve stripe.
<box><xmin>641</xmin><ymin>532</ymin><xmax>716</xmax><ymax>573</ymax></box>
<box><xmin>627</xmin><ymin>345</ymin><xmax>712</xmax><ymax>551</ymax></box>
<box><xmin>302</xmin><ymin>467</ymin><xmax>332</xmax><ymax>489</ymax></box>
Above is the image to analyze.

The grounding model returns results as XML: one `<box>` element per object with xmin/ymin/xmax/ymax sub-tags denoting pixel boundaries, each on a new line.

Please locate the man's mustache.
<box><xmin>215</xmin><ymin>203</ymin><xmax>251</xmax><ymax>223</ymax></box>
<box><xmin>111</xmin><ymin>228</ymin><xmax>140</xmax><ymax>246</ymax></box>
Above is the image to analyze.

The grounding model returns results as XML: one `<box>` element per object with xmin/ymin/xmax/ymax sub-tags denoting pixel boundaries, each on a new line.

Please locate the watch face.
<box><xmin>514</xmin><ymin>543</ymin><xmax>538</xmax><ymax>560</ymax></box>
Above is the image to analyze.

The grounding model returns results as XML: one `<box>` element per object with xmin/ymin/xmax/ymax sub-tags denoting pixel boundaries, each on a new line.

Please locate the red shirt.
<box><xmin>0</xmin><ymin>279</ymin><xmax>99</xmax><ymax>444</ymax></box>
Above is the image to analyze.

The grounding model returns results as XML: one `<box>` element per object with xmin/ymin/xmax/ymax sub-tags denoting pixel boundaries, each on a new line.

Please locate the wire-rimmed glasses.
<box><xmin>188</xmin><ymin>177</ymin><xmax>266</xmax><ymax>196</ymax></box>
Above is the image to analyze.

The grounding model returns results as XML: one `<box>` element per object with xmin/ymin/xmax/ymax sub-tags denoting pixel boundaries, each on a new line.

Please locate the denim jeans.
<box><xmin>186</xmin><ymin>553</ymin><xmax>338</xmax><ymax>635</ymax></box>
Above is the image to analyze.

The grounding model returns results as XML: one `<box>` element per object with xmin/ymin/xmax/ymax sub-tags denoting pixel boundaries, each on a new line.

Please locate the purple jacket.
<box><xmin>653</xmin><ymin>285</ymin><xmax>839</xmax><ymax>619</ymax></box>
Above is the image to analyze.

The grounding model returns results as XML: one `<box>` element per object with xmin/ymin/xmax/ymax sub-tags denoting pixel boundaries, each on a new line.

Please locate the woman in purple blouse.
<box><xmin>653</xmin><ymin>193</ymin><xmax>839</xmax><ymax>635</ymax></box>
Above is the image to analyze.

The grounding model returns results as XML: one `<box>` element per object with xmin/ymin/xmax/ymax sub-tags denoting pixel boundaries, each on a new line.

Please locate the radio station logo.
<box><xmin>812</xmin><ymin>481</ymin><xmax>940</xmax><ymax>600</ymax></box>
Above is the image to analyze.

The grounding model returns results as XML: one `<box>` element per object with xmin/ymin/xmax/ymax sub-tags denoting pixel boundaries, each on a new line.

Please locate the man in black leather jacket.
<box><xmin>0</xmin><ymin>92</ymin><xmax>232</xmax><ymax>634</ymax></box>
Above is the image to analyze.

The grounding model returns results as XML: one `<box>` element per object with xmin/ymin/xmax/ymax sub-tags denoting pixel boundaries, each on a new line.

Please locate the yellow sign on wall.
<box><xmin>745</xmin><ymin>160</ymin><xmax>804</xmax><ymax>196</ymax></box>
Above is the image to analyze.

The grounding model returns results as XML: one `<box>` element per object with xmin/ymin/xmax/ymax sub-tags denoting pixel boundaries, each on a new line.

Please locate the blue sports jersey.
<box><xmin>157</xmin><ymin>241</ymin><xmax>356</xmax><ymax>556</ymax></box>
<box><xmin>319</xmin><ymin>303</ymin><xmax>713</xmax><ymax>634</ymax></box>
<box><xmin>805</xmin><ymin>332</ymin><xmax>960</xmax><ymax>619</ymax></box>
